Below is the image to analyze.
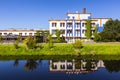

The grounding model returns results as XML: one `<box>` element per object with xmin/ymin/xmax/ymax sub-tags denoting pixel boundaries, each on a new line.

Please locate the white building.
<box><xmin>0</xmin><ymin>29</ymin><xmax>49</xmax><ymax>42</ymax></box>
<box><xmin>49</xmin><ymin>8</ymin><xmax>111</xmax><ymax>42</ymax></box>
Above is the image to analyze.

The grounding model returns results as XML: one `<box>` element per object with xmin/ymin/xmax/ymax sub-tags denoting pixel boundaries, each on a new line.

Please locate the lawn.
<box><xmin>0</xmin><ymin>43</ymin><xmax>120</xmax><ymax>56</ymax></box>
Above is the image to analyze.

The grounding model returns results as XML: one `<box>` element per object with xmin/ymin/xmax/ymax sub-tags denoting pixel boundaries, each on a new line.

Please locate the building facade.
<box><xmin>0</xmin><ymin>29</ymin><xmax>49</xmax><ymax>42</ymax></box>
<box><xmin>49</xmin><ymin>8</ymin><xmax>111</xmax><ymax>42</ymax></box>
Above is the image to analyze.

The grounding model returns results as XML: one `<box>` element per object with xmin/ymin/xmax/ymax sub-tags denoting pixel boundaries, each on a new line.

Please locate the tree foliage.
<box><xmin>55</xmin><ymin>29</ymin><xmax>61</xmax><ymax>42</ymax></box>
<box><xmin>72</xmin><ymin>40</ymin><xmax>83</xmax><ymax>49</ymax></box>
<box><xmin>36</xmin><ymin>31</ymin><xmax>42</xmax><ymax>43</ymax></box>
<box><xmin>47</xmin><ymin>34</ymin><xmax>54</xmax><ymax>48</ymax></box>
<box><xmin>93</xmin><ymin>26</ymin><xmax>101</xmax><ymax>42</ymax></box>
<box><xmin>95</xmin><ymin>19</ymin><xmax>120</xmax><ymax>42</ymax></box>
<box><xmin>85</xmin><ymin>20</ymin><xmax>92</xmax><ymax>40</ymax></box>
<box><xmin>0</xmin><ymin>35</ymin><xmax>2</xmax><ymax>43</ymax></box>
<box><xmin>24</xmin><ymin>36</ymin><xmax>37</xmax><ymax>49</ymax></box>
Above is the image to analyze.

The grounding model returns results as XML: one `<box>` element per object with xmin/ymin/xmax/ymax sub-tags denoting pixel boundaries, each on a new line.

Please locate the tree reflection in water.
<box><xmin>13</xmin><ymin>59</ymin><xmax>19</xmax><ymax>67</ymax></box>
<box><xmin>12</xmin><ymin>58</ymin><xmax>120</xmax><ymax>73</ymax></box>
<box><xmin>24</xmin><ymin>59</ymin><xmax>39</xmax><ymax>72</ymax></box>
<box><xmin>104</xmin><ymin>60</ymin><xmax>120</xmax><ymax>72</ymax></box>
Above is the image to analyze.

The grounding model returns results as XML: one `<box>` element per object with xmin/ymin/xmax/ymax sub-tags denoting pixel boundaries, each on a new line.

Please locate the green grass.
<box><xmin>0</xmin><ymin>43</ymin><xmax>120</xmax><ymax>56</ymax></box>
<box><xmin>82</xmin><ymin>43</ymin><xmax>120</xmax><ymax>55</ymax></box>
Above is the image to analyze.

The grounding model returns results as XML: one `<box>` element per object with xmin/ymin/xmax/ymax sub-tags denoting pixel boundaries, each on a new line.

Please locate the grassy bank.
<box><xmin>0</xmin><ymin>43</ymin><xmax>120</xmax><ymax>56</ymax></box>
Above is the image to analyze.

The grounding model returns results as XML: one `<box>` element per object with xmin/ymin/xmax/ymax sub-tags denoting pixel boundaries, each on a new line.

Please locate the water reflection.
<box><xmin>0</xmin><ymin>58</ymin><xmax>120</xmax><ymax>80</ymax></box>
<box><xmin>13</xmin><ymin>59</ymin><xmax>43</xmax><ymax>71</ymax></box>
<box><xmin>12</xmin><ymin>59</ymin><xmax>120</xmax><ymax>73</ymax></box>
<box><xmin>13</xmin><ymin>59</ymin><xmax>19</xmax><ymax>67</ymax></box>
<box><xmin>104</xmin><ymin>60</ymin><xmax>120</xmax><ymax>72</ymax></box>
<box><xmin>24</xmin><ymin>60</ymin><xmax>39</xmax><ymax>71</ymax></box>
<box><xmin>50</xmin><ymin>59</ymin><xmax>104</xmax><ymax>74</ymax></box>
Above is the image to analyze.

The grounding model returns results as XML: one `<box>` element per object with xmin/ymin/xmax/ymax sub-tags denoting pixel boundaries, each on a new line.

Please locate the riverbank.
<box><xmin>0</xmin><ymin>43</ymin><xmax>120</xmax><ymax>56</ymax></box>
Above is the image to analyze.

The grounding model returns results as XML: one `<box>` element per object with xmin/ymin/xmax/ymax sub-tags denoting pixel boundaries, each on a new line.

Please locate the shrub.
<box><xmin>23</xmin><ymin>36</ymin><xmax>37</xmax><ymax>49</ymax></box>
<box><xmin>72</xmin><ymin>40</ymin><xmax>83</xmax><ymax>49</ymax></box>
<box><xmin>14</xmin><ymin>41</ymin><xmax>19</xmax><ymax>49</ymax></box>
<box><xmin>94</xmin><ymin>34</ymin><xmax>101</xmax><ymax>42</ymax></box>
<box><xmin>36</xmin><ymin>44</ymin><xmax>43</xmax><ymax>49</ymax></box>
<box><xmin>47</xmin><ymin>34</ymin><xmax>54</xmax><ymax>49</ymax></box>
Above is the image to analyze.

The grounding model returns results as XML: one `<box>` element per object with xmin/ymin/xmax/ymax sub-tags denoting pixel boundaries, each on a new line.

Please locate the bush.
<box><xmin>23</xmin><ymin>36</ymin><xmax>37</xmax><ymax>49</ymax></box>
<box><xmin>72</xmin><ymin>40</ymin><xmax>83</xmax><ymax>49</ymax></box>
<box><xmin>36</xmin><ymin>44</ymin><xmax>43</xmax><ymax>49</ymax></box>
<box><xmin>94</xmin><ymin>34</ymin><xmax>101</xmax><ymax>42</ymax></box>
<box><xmin>14</xmin><ymin>41</ymin><xmax>19</xmax><ymax>49</ymax></box>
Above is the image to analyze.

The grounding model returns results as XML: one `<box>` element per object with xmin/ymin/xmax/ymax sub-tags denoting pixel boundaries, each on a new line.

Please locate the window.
<box><xmin>25</xmin><ymin>33</ymin><xmax>27</xmax><ymax>36</ymax></box>
<box><xmin>9</xmin><ymin>33</ymin><xmax>12</xmax><ymax>35</ymax></box>
<box><xmin>34</xmin><ymin>33</ymin><xmax>37</xmax><ymax>36</ymax></box>
<box><xmin>4</xmin><ymin>33</ymin><xmax>7</xmax><ymax>35</ymax></box>
<box><xmin>19</xmin><ymin>33</ymin><xmax>22</xmax><ymax>36</ymax></box>
<box><xmin>52</xmin><ymin>23</ymin><xmax>57</xmax><ymax>27</ymax></box>
<box><xmin>52</xmin><ymin>30</ymin><xmax>56</xmax><ymax>34</ymax></box>
<box><xmin>82</xmin><ymin>23</ymin><xmax>84</xmax><ymax>27</ymax></box>
<box><xmin>76</xmin><ymin>23</ymin><xmax>80</xmax><ymax>28</ymax></box>
<box><xmin>61</xmin><ymin>30</ymin><xmax>65</xmax><ymax>34</ymax></box>
<box><xmin>67</xmin><ymin>30</ymin><xmax>72</xmax><ymax>33</ymax></box>
<box><xmin>91</xmin><ymin>23</ymin><xmax>95</xmax><ymax>26</ymax></box>
<box><xmin>29</xmin><ymin>33</ymin><xmax>32</xmax><ymax>36</ymax></box>
<box><xmin>60</xmin><ymin>23</ymin><xmax>65</xmax><ymax>27</ymax></box>
<box><xmin>67</xmin><ymin>23</ymin><xmax>72</xmax><ymax>28</ymax></box>
<box><xmin>82</xmin><ymin>30</ymin><xmax>86</xmax><ymax>34</ymax></box>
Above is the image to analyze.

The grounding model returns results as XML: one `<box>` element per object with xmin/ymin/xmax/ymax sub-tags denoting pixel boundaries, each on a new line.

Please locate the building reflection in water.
<box><xmin>50</xmin><ymin>59</ymin><xmax>104</xmax><ymax>74</ymax></box>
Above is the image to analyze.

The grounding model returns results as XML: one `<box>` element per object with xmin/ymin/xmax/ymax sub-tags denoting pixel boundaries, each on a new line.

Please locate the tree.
<box><xmin>47</xmin><ymin>34</ymin><xmax>54</xmax><ymax>48</ymax></box>
<box><xmin>36</xmin><ymin>31</ymin><xmax>40</xmax><ymax>36</ymax></box>
<box><xmin>14</xmin><ymin>35</ymin><xmax>22</xmax><ymax>49</ymax></box>
<box><xmin>24</xmin><ymin>60</ymin><xmax>38</xmax><ymax>71</ymax></box>
<box><xmin>23</xmin><ymin>36</ymin><xmax>37</xmax><ymax>49</ymax></box>
<box><xmin>17</xmin><ymin>35</ymin><xmax>22</xmax><ymax>42</ymax></box>
<box><xmin>0</xmin><ymin>35</ymin><xmax>3</xmax><ymax>43</ymax></box>
<box><xmin>85</xmin><ymin>20</ymin><xmax>92</xmax><ymax>40</ymax></box>
<box><xmin>93</xmin><ymin>27</ymin><xmax>101</xmax><ymax>42</ymax></box>
<box><xmin>55</xmin><ymin>29</ymin><xmax>61</xmax><ymax>42</ymax></box>
<box><xmin>72</xmin><ymin>40</ymin><xmax>83</xmax><ymax>49</ymax></box>
<box><xmin>97</xmin><ymin>19</ymin><xmax>120</xmax><ymax>42</ymax></box>
<box><xmin>36</xmin><ymin>31</ymin><xmax>42</xmax><ymax>43</ymax></box>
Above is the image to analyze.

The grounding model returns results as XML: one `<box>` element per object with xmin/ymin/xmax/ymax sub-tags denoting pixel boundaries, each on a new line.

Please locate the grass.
<box><xmin>0</xmin><ymin>43</ymin><xmax>120</xmax><ymax>56</ymax></box>
<box><xmin>82</xmin><ymin>43</ymin><xmax>120</xmax><ymax>55</ymax></box>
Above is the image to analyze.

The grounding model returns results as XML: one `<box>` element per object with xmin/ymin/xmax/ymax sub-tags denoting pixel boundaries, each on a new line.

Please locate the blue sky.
<box><xmin>0</xmin><ymin>0</ymin><xmax>120</xmax><ymax>30</ymax></box>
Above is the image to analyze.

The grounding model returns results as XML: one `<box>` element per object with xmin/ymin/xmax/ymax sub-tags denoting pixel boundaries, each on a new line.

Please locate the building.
<box><xmin>49</xmin><ymin>8</ymin><xmax>111</xmax><ymax>42</ymax></box>
<box><xmin>0</xmin><ymin>29</ymin><xmax>49</xmax><ymax>42</ymax></box>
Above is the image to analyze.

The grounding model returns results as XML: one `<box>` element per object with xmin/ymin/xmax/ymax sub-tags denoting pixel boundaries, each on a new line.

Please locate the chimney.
<box><xmin>82</xmin><ymin>8</ymin><xmax>86</xmax><ymax>14</ymax></box>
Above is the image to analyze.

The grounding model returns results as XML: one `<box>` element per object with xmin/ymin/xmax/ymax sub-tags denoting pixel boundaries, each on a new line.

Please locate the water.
<box><xmin>0</xmin><ymin>57</ymin><xmax>120</xmax><ymax>80</ymax></box>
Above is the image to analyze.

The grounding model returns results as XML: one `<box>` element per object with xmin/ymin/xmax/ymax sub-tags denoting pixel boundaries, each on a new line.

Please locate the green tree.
<box><xmin>36</xmin><ymin>31</ymin><xmax>42</xmax><ymax>43</ymax></box>
<box><xmin>85</xmin><ymin>20</ymin><xmax>92</xmax><ymax>40</ymax></box>
<box><xmin>36</xmin><ymin>31</ymin><xmax>40</xmax><ymax>36</ymax></box>
<box><xmin>17</xmin><ymin>35</ymin><xmax>22</xmax><ymax>42</ymax></box>
<box><xmin>55</xmin><ymin>29</ymin><xmax>61</xmax><ymax>42</ymax></box>
<box><xmin>0</xmin><ymin>35</ymin><xmax>3</xmax><ymax>43</ymax></box>
<box><xmin>98</xmin><ymin>19</ymin><xmax>120</xmax><ymax>42</ymax></box>
<box><xmin>93</xmin><ymin>27</ymin><xmax>101</xmax><ymax>42</ymax></box>
<box><xmin>23</xmin><ymin>36</ymin><xmax>37</xmax><ymax>49</ymax></box>
<box><xmin>13</xmin><ymin>35</ymin><xmax>22</xmax><ymax>49</ymax></box>
<box><xmin>48</xmin><ymin>34</ymin><xmax>54</xmax><ymax>48</ymax></box>
<box><xmin>72</xmin><ymin>40</ymin><xmax>83</xmax><ymax>49</ymax></box>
